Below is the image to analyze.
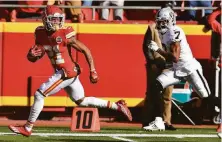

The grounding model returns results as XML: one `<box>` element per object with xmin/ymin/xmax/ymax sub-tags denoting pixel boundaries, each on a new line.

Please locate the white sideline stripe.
<box><xmin>39</xmin><ymin>135</ymin><xmax>49</xmax><ymax>137</ymax></box>
<box><xmin>0</xmin><ymin>133</ymin><xmax>218</xmax><ymax>138</ymax></box>
<box><xmin>111</xmin><ymin>136</ymin><xmax>135</xmax><ymax>142</ymax></box>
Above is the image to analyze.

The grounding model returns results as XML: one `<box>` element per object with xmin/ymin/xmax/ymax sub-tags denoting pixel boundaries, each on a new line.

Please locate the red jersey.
<box><xmin>35</xmin><ymin>26</ymin><xmax>78</xmax><ymax>78</ymax></box>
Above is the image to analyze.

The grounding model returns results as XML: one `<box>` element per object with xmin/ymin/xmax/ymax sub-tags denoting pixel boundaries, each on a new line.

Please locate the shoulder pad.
<box><xmin>65</xmin><ymin>26</ymin><xmax>76</xmax><ymax>39</ymax></box>
<box><xmin>35</xmin><ymin>26</ymin><xmax>45</xmax><ymax>33</ymax></box>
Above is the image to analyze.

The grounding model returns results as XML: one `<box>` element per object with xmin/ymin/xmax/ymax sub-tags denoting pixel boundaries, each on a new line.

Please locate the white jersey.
<box><xmin>158</xmin><ymin>25</ymin><xmax>202</xmax><ymax>77</ymax></box>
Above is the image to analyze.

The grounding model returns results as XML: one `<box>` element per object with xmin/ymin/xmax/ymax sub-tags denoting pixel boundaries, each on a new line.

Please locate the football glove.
<box><xmin>90</xmin><ymin>70</ymin><xmax>99</xmax><ymax>84</ymax></box>
<box><xmin>148</xmin><ymin>41</ymin><xmax>160</xmax><ymax>52</ymax></box>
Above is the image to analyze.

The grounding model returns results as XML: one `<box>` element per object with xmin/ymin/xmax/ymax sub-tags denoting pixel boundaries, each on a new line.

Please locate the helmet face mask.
<box><xmin>156</xmin><ymin>18</ymin><xmax>169</xmax><ymax>34</ymax></box>
<box><xmin>42</xmin><ymin>6</ymin><xmax>65</xmax><ymax>31</ymax></box>
<box><xmin>155</xmin><ymin>7</ymin><xmax>176</xmax><ymax>34</ymax></box>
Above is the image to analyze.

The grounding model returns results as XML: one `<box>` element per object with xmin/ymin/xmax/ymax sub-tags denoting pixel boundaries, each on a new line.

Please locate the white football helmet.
<box><xmin>155</xmin><ymin>7</ymin><xmax>176</xmax><ymax>34</ymax></box>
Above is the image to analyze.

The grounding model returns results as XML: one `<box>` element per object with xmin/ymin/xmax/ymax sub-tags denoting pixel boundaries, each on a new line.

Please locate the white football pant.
<box><xmin>27</xmin><ymin>69</ymin><xmax>118</xmax><ymax>124</ymax></box>
<box><xmin>157</xmin><ymin>67</ymin><xmax>211</xmax><ymax>98</ymax></box>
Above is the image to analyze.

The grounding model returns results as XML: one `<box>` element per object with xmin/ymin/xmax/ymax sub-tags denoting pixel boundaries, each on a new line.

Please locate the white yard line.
<box><xmin>0</xmin><ymin>132</ymin><xmax>219</xmax><ymax>138</ymax></box>
<box><xmin>111</xmin><ymin>136</ymin><xmax>135</xmax><ymax>142</ymax></box>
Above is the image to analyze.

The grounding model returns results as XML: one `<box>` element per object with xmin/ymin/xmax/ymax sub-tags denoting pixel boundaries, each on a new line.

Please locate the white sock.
<box><xmin>79</xmin><ymin>97</ymin><xmax>118</xmax><ymax>110</ymax></box>
<box><xmin>25</xmin><ymin>121</ymin><xmax>34</xmax><ymax>132</ymax></box>
<box><xmin>25</xmin><ymin>91</ymin><xmax>45</xmax><ymax>131</ymax></box>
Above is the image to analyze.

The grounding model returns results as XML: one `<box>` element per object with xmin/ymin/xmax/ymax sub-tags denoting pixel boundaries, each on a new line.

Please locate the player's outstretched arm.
<box><xmin>67</xmin><ymin>37</ymin><xmax>96</xmax><ymax>71</ymax></box>
<box><xmin>67</xmin><ymin>37</ymin><xmax>99</xmax><ymax>83</ymax></box>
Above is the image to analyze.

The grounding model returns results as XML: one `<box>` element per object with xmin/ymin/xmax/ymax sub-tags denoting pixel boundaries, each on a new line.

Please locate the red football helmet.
<box><xmin>42</xmin><ymin>5</ymin><xmax>65</xmax><ymax>31</ymax></box>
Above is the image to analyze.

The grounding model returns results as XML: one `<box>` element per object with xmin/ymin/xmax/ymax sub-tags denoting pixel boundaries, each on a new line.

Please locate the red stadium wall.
<box><xmin>0</xmin><ymin>23</ymin><xmax>2</xmax><ymax>106</ymax></box>
<box><xmin>0</xmin><ymin>23</ymin><xmax>211</xmax><ymax>107</ymax></box>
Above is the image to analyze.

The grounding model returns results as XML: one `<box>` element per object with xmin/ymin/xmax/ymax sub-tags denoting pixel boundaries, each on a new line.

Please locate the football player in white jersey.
<box><xmin>144</xmin><ymin>7</ymin><xmax>221</xmax><ymax>131</ymax></box>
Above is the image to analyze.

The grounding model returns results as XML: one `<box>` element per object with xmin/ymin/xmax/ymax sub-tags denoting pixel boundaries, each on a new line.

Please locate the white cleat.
<box><xmin>143</xmin><ymin>117</ymin><xmax>165</xmax><ymax>131</ymax></box>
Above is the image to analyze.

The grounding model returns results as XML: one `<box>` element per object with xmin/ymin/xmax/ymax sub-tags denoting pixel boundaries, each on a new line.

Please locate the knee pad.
<box><xmin>79</xmin><ymin>98</ymin><xmax>87</xmax><ymax>107</ymax></box>
<box><xmin>35</xmin><ymin>90</ymin><xmax>45</xmax><ymax>100</ymax></box>
<box><xmin>78</xmin><ymin>97</ymin><xmax>96</xmax><ymax>107</ymax></box>
<box><xmin>75</xmin><ymin>98</ymin><xmax>84</xmax><ymax>106</ymax></box>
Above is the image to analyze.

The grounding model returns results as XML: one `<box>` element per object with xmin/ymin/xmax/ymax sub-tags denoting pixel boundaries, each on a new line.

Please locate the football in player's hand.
<box><xmin>31</xmin><ymin>45</ymin><xmax>45</xmax><ymax>57</ymax></box>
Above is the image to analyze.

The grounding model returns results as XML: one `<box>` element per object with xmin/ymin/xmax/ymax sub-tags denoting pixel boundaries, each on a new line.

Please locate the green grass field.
<box><xmin>0</xmin><ymin>127</ymin><xmax>221</xmax><ymax>142</ymax></box>
<box><xmin>0</xmin><ymin>126</ymin><xmax>220</xmax><ymax>142</ymax></box>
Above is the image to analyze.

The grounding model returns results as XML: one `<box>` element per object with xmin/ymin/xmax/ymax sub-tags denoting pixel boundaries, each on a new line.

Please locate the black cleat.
<box><xmin>165</xmin><ymin>124</ymin><xmax>177</xmax><ymax>131</ymax></box>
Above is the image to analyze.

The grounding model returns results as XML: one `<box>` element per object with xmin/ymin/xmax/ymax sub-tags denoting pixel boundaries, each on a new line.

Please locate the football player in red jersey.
<box><xmin>8</xmin><ymin>5</ymin><xmax>132</xmax><ymax>137</ymax></box>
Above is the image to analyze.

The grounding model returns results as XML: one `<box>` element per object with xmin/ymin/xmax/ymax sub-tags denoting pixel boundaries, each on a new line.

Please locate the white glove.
<box><xmin>148</xmin><ymin>41</ymin><xmax>160</xmax><ymax>52</ymax></box>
